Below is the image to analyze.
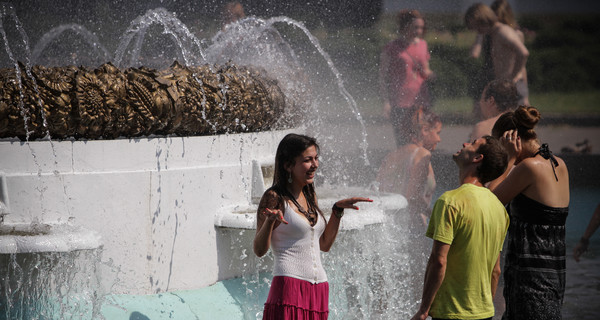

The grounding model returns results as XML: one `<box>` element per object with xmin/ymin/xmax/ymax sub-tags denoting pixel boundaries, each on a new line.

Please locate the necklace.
<box><xmin>285</xmin><ymin>190</ymin><xmax>317</xmax><ymax>226</ymax></box>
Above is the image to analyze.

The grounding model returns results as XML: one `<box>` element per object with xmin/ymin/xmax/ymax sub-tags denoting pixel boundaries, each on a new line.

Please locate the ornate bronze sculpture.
<box><xmin>0</xmin><ymin>61</ymin><xmax>288</xmax><ymax>140</ymax></box>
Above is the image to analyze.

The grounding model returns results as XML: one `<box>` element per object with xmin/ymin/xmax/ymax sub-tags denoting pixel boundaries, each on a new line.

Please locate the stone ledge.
<box><xmin>214</xmin><ymin>189</ymin><xmax>407</xmax><ymax>230</ymax></box>
<box><xmin>0</xmin><ymin>223</ymin><xmax>102</xmax><ymax>254</ymax></box>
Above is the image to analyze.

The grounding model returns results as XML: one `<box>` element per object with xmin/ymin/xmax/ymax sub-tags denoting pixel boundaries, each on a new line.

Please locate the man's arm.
<box><xmin>574</xmin><ymin>203</ymin><xmax>600</xmax><ymax>262</ymax></box>
<box><xmin>470</xmin><ymin>33</ymin><xmax>484</xmax><ymax>58</ymax></box>
<box><xmin>491</xmin><ymin>253</ymin><xmax>501</xmax><ymax>299</ymax></box>
<box><xmin>411</xmin><ymin>240</ymin><xmax>450</xmax><ymax>320</ymax></box>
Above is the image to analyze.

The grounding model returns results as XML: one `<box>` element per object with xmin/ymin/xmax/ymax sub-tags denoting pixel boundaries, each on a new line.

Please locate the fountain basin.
<box><xmin>0</xmin><ymin>223</ymin><xmax>102</xmax><ymax>254</ymax></box>
<box><xmin>0</xmin><ymin>129</ymin><xmax>296</xmax><ymax>295</ymax></box>
<box><xmin>0</xmin><ymin>125</ymin><xmax>413</xmax><ymax>320</ymax></box>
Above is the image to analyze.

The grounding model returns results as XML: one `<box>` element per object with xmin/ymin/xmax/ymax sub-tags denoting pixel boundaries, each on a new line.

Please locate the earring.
<box><xmin>288</xmin><ymin>172</ymin><xmax>293</xmax><ymax>183</ymax></box>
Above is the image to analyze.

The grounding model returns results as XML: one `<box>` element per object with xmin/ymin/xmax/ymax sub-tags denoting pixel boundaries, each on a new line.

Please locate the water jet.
<box><xmin>0</xmin><ymin>3</ymin><xmax>417</xmax><ymax>319</ymax></box>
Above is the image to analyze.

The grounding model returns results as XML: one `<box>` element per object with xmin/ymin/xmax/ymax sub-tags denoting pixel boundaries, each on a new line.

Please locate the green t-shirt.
<box><xmin>426</xmin><ymin>183</ymin><xmax>509</xmax><ymax>319</ymax></box>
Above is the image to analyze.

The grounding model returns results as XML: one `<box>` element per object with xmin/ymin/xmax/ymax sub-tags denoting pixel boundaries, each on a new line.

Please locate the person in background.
<box><xmin>469</xmin><ymin>0</ymin><xmax>525</xmax><ymax>86</ymax></box>
<box><xmin>376</xmin><ymin>108</ymin><xmax>441</xmax><ymax>227</ymax></box>
<box><xmin>468</xmin><ymin>15</ymin><xmax>494</xmax><ymax>120</ymax></box>
<box><xmin>221</xmin><ymin>1</ymin><xmax>245</xmax><ymax>29</ymax></box>
<box><xmin>411</xmin><ymin>136</ymin><xmax>509</xmax><ymax>320</ymax></box>
<box><xmin>253</xmin><ymin>133</ymin><xmax>372</xmax><ymax>319</ymax></box>
<box><xmin>466</xmin><ymin>2</ymin><xmax>529</xmax><ymax>119</ymax></box>
<box><xmin>490</xmin><ymin>0</ymin><xmax>529</xmax><ymax>106</ymax></box>
<box><xmin>573</xmin><ymin>203</ymin><xmax>600</xmax><ymax>262</ymax></box>
<box><xmin>469</xmin><ymin>79</ymin><xmax>519</xmax><ymax>142</ymax></box>
<box><xmin>380</xmin><ymin>9</ymin><xmax>434</xmax><ymax>147</ymax></box>
<box><xmin>489</xmin><ymin>106</ymin><xmax>569</xmax><ymax>320</ymax></box>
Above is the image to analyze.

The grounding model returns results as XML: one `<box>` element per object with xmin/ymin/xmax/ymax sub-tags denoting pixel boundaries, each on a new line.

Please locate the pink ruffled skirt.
<box><xmin>263</xmin><ymin>276</ymin><xmax>329</xmax><ymax>320</ymax></box>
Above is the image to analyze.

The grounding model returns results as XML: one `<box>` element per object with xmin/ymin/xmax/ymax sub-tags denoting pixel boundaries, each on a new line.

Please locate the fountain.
<box><xmin>0</xmin><ymin>3</ymin><xmax>419</xmax><ymax>319</ymax></box>
<box><xmin>0</xmin><ymin>62</ymin><xmax>288</xmax><ymax>140</ymax></box>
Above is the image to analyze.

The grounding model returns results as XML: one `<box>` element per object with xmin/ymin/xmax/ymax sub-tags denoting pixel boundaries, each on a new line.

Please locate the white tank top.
<box><xmin>271</xmin><ymin>201</ymin><xmax>327</xmax><ymax>284</ymax></box>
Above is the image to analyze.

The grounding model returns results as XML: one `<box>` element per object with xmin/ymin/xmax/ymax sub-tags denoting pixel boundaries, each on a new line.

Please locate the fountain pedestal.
<box><xmin>0</xmin><ymin>129</ymin><xmax>294</xmax><ymax>295</ymax></box>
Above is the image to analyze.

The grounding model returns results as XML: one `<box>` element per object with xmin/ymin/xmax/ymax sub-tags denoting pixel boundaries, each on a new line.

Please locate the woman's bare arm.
<box><xmin>470</xmin><ymin>33</ymin><xmax>484</xmax><ymax>58</ymax></box>
<box><xmin>319</xmin><ymin>197</ymin><xmax>373</xmax><ymax>252</ymax></box>
<box><xmin>492</xmin><ymin>159</ymin><xmax>534</xmax><ymax>205</ymax></box>
<box><xmin>253</xmin><ymin>190</ymin><xmax>285</xmax><ymax>257</ymax></box>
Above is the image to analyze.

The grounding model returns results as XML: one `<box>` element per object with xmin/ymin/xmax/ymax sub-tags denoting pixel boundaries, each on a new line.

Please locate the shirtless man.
<box><xmin>465</xmin><ymin>3</ymin><xmax>529</xmax><ymax>106</ymax></box>
<box><xmin>469</xmin><ymin>79</ymin><xmax>518</xmax><ymax>142</ymax></box>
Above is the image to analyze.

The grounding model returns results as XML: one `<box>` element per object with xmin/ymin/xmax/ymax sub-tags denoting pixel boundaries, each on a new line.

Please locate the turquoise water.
<box><xmin>101</xmin><ymin>281</ymin><xmax>247</xmax><ymax>320</ymax></box>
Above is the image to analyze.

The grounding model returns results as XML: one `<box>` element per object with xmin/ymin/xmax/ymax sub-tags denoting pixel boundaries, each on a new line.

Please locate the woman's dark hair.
<box><xmin>476</xmin><ymin>136</ymin><xmax>508</xmax><ymax>184</ymax></box>
<box><xmin>484</xmin><ymin>79</ymin><xmax>519</xmax><ymax>112</ymax></box>
<box><xmin>271</xmin><ymin>133</ymin><xmax>322</xmax><ymax>216</ymax></box>
<box><xmin>492</xmin><ymin>105</ymin><xmax>541</xmax><ymax>141</ymax></box>
<box><xmin>396</xmin><ymin>9</ymin><xmax>424</xmax><ymax>34</ymax></box>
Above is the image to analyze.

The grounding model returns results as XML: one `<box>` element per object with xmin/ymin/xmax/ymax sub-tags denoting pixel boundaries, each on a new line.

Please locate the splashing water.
<box><xmin>207</xmin><ymin>16</ymin><xmax>370</xmax><ymax>168</ymax></box>
<box><xmin>1</xmin><ymin>3</ymin><xmax>59</xmax><ymax>226</ymax></box>
<box><xmin>217</xmin><ymin>202</ymin><xmax>427</xmax><ymax>319</ymax></box>
<box><xmin>0</xmin><ymin>250</ymin><xmax>107</xmax><ymax>320</ymax></box>
<box><xmin>0</xmin><ymin>6</ymin><xmax>398</xmax><ymax>319</ymax></box>
<box><xmin>1</xmin><ymin>3</ymin><xmax>33</xmax><ymax>141</ymax></box>
<box><xmin>31</xmin><ymin>23</ymin><xmax>111</xmax><ymax>66</ymax></box>
<box><xmin>114</xmin><ymin>7</ymin><xmax>205</xmax><ymax>68</ymax></box>
<box><xmin>4</xmin><ymin>7</ymin><xmax>370</xmax><ymax>173</ymax></box>
<box><xmin>1</xmin><ymin>3</ymin><xmax>57</xmax><ymax>142</ymax></box>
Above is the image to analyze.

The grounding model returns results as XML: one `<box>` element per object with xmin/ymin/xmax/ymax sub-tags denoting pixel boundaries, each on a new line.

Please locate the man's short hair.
<box><xmin>476</xmin><ymin>136</ymin><xmax>508</xmax><ymax>184</ymax></box>
<box><xmin>465</xmin><ymin>3</ymin><xmax>498</xmax><ymax>30</ymax></box>
<box><xmin>484</xmin><ymin>79</ymin><xmax>519</xmax><ymax>112</ymax></box>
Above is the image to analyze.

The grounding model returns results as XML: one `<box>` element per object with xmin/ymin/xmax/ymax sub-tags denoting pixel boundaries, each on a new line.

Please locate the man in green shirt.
<box><xmin>411</xmin><ymin>136</ymin><xmax>509</xmax><ymax>320</ymax></box>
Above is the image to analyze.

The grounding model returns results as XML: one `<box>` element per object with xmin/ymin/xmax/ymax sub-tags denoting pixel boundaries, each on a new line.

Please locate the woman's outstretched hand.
<box><xmin>335</xmin><ymin>197</ymin><xmax>373</xmax><ymax>210</ymax></box>
<box><xmin>320</xmin><ymin>197</ymin><xmax>374</xmax><ymax>251</ymax></box>
<box><xmin>263</xmin><ymin>208</ymin><xmax>288</xmax><ymax>224</ymax></box>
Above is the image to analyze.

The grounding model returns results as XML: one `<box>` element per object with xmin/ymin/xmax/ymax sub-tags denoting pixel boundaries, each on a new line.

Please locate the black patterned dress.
<box><xmin>502</xmin><ymin>147</ymin><xmax>569</xmax><ymax>320</ymax></box>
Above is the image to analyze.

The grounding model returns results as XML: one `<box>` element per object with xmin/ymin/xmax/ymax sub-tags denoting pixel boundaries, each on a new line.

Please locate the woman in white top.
<box><xmin>253</xmin><ymin>133</ymin><xmax>371</xmax><ymax>319</ymax></box>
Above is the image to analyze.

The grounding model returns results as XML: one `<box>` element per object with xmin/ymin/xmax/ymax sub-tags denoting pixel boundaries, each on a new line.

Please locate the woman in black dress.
<box><xmin>489</xmin><ymin>106</ymin><xmax>569</xmax><ymax>320</ymax></box>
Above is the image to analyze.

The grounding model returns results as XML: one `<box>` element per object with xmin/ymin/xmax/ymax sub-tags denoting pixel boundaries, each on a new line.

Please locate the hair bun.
<box><xmin>514</xmin><ymin>105</ymin><xmax>540</xmax><ymax>129</ymax></box>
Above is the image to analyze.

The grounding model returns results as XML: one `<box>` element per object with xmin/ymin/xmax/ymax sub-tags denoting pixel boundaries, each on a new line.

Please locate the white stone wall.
<box><xmin>0</xmin><ymin>129</ymin><xmax>294</xmax><ymax>295</ymax></box>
